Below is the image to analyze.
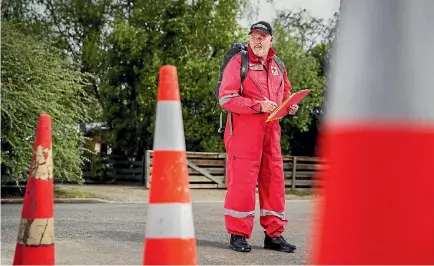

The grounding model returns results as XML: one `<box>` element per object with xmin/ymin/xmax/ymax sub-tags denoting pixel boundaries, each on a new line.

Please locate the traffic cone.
<box><xmin>143</xmin><ymin>65</ymin><xmax>197</xmax><ymax>265</ymax></box>
<box><xmin>310</xmin><ymin>0</ymin><xmax>434</xmax><ymax>264</ymax></box>
<box><xmin>13</xmin><ymin>113</ymin><xmax>55</xmax><ymax>265</ymax></box>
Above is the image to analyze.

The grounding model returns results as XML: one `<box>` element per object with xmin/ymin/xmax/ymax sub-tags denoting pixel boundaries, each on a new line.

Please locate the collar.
<box><xmin>247</xmin><ymin>44</ymin><xmax>276</xmax><ymax>63</ymax></box>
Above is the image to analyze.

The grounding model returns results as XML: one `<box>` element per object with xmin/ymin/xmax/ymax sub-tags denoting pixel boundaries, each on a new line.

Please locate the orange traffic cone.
<box><xmin>13</xmin><ymin>113</ymin><xmax>55</xmax><ymax>265</ymax></box>
<box><xmin>143</xmin><ymin>65</ymin><xmax>197</xmax><ymax>265</ymax></box>
<box><xmin>310</xmin><ymin>1</ymin><xmax>434</xmax><ymax>265</ymax></box>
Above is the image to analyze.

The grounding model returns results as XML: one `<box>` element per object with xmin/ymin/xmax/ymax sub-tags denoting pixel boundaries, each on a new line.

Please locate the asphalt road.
<box><xmin>1</xmin><ymin>200</ymin><xmax>316</xmax><ymax>265</ymax></box>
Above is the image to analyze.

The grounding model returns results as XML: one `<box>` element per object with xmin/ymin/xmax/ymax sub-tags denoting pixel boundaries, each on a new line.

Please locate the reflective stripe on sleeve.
<box><xmin>219</xmin><ymin>93</ymin><xmax>239</xmax><ymax>106</ymax></box>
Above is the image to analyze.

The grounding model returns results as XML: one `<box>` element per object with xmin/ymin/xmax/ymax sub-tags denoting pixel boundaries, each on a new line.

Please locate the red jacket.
<box><xmin>218</xmin><ymin>44</ymin><xmax>292</xmax><ymax>114</ymax></box>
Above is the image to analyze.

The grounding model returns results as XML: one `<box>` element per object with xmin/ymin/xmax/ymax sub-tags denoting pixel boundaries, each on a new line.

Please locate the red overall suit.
<box><xmin>219</xmin><ymin>44</ymin><xmax>293</xmax><ymax>239</ymax></box>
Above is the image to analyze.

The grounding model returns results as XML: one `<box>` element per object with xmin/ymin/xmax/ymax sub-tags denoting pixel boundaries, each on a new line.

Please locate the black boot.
<box><xmin>229</xmin><ymin>234</ymin><xmax>251</xmax><ymax>252</ymax></box>
<box><xmin>264</xmin><ymin>233</ymin><xmax>296</xmax><ymax>253</ymax></box>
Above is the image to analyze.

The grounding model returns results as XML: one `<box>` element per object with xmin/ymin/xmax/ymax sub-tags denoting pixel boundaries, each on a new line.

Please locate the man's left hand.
<box><xmin>288</xmin><ymin>104</ymin><xmax>299</xmax><ymax>115</ymax></box>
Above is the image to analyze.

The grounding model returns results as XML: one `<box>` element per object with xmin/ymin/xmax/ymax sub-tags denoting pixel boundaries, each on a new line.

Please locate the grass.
<box><xmin>285</xmin><ymin>189</ymin><xmax>315</xmax><ymax>197</ymax></box>
<box><xmin>1</xmin><ymin>185</ymin><xmax>99</xmax><ymax>199</ymax></box>
<box><xmin>54</xmin><ymin>187</ymin><xmax>98</xmax><ymax>198</ymax></box>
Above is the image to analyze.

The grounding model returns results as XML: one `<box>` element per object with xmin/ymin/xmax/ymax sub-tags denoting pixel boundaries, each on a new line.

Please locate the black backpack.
<box><xmin>213</xmin><ymin>42</ymin><xmax>286</xmax><ymax>133</ymax></box>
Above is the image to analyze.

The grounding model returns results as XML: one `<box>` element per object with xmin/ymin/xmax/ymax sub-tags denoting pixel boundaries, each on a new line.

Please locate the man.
<box><xmin>218</xmin><ymin>21</ymin><xmax>298</xmax><ymax>253</ymax></box>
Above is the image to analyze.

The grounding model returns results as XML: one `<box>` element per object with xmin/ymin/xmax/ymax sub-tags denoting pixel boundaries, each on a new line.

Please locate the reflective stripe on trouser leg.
<box><xmin>223</xmin><ymin>111</ymin><xmax>265</xmax><ymax>239</ymax></box>
<box><xmin>224</xmin><ymin>147</ymin><xmax>261</xmax><ymax>238</ymax></box>
<box><xmin>223</xmin><ymin>154</ymin><xmax>258</xmax><ymax>239</ymax></box>
<box><xmin>223</xmin><ymin>208</ymin><xmax>255</xmax><ymax>236</ymax></box>
<box><xmin>260</xmin><ymin>210</ymin><xmax>285</xmax><ymax>220</ymax></box>
<box><xmin>258</xmin><ymin>120</ymin><xmax>288</xmax><ymax>237</ymax></box>
<box><xmin>224</xmin><ymin>209</ymin><xmax>255</xmax><ymax>218</ymax></box>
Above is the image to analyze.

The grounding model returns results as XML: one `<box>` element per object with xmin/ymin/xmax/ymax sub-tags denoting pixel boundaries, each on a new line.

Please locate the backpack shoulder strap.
<box><xmin>240</xmin><ymin>50</ymin><xmax>248</xmax><ymax>83</ymax></box>
<box><xmin>273</xmin><ymin>55</ymin><xmax>285</xmax><ymax>76</ymax></box>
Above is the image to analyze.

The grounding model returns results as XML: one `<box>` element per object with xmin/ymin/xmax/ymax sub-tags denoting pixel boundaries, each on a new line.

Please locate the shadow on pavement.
<box><xmin>196</xmin><ymin>239</ymin><xmax>228</xmax><ymax>249</ymax></box>
<box><xmin>196</xmin><ymin>239</ymin><xmax>262</xmax><ymax>250</ymax></box>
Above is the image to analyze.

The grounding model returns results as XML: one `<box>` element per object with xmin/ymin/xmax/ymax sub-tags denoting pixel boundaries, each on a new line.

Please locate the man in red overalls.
<box><xmin>219</xmin><ymin>21</ymin><xmax>298</xmax><ymax>253</ymax></box>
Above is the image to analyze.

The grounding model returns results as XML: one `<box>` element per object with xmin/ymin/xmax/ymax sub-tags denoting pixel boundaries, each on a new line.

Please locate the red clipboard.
<box><xmin>266</xmin><ymin>89</ymin><xmax>311</xmax><ymax>122</ymax></box>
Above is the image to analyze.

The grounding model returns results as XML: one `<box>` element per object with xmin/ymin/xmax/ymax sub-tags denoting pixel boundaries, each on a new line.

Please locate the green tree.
<box><xmin>34</xmin><ymin>0</ymin><xmax>115</xmax><ymax>110</ymax></box>
<box><xmin>270</xmin><ymin>9</ymin><xmax>339</xmax><ymax>155</ymax></box>
<box><xmin>270</xmin><ymin>21</ymin><xmax>325</xmax><ymax>154</ymax></box>
<box><xmin>1</xmin><ymin>21</ymin><xmax>96</xmax><ymax>184</ymax></box>
<box><xmin>100</xmin><ymin>0</ymin><xmax>249</xmax><ymax>157</ymax></box>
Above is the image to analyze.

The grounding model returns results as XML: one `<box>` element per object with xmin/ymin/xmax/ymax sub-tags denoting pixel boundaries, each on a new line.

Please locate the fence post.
<box><xmin>291</xmin><ymin>156</ymin><xmax>297</xmax><ymax>190</ymax></box>
<box><xmin>141</xmin><ymin>154</ymin><xmax>145</xmax><ymax>185</ymax></box>
<box><xmin>144</xmin><ymin>150</ymin><xmax>151</xmax><ymax>188</ymax></box>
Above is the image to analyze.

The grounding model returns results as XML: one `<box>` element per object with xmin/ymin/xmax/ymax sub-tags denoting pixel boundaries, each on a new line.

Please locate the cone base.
<box><xmin>313</xmin><ymin>125</ymin><xmax>434</xmax><ymax>265</ymax></box>
<box><xmin>143</xmin><ymin>238</ymin><xmax>197</xmax><ymax>265</ymax></box>
<box><xmin>13</xmin><ymin>244</ymin><xmax>54</xmax><ymax>265</ymax></box>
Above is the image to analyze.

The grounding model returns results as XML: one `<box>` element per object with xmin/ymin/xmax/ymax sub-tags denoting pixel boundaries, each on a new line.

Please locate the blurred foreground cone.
<box><xmin>311</xmin><ymin>0</ymin><xmax>434</xmax><ymax>264</ymax></box>
<box><xmin>143</xmin><ymin>65</ymin><xmax>197</xmax><ymax>265</ymax></box>
<box><xmin>13</xmin><ymin>114</ymin><xmax>55</xmax><ymax>265</ymax></box>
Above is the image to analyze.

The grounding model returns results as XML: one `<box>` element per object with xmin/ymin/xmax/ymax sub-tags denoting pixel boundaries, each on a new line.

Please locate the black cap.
<box><xmin>249</xmin><ymin>21</ymin><xmax>272</xmax><ymax>36</ymax></box>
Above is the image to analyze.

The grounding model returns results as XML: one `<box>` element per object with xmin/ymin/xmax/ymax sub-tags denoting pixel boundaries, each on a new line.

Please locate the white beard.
<box><xmin>252</xmin><ymin>46</ymin><xmax>268</xmax><ymax>58</ymax></box>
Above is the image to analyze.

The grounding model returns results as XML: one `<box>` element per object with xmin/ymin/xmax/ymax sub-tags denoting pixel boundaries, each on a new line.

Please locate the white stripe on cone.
<box><xmin>326</xmin><ymin>0</ymin><xmax>434</xmax><ymax>123</ymax></box>
<box><xmin>153</xmin><ymin>101</ymin><xmax>186</xmax><ymax>151</ymax></box>
<box><xmin>145</xmin><ymin>203</ymin><xmax>195</xmax><ymax>239</ymax></box>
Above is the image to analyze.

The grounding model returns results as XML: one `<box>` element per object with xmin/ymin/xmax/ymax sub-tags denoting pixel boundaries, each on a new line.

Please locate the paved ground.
<box><xmin>1</xmin><ymin>200</ymin><xmax>316</xmax><ymax>265</ymax></box>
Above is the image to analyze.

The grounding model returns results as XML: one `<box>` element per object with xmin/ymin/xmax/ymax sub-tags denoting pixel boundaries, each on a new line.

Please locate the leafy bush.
<box><xmin>1</xmin><ymin>21</ymin><xmax>97</xmax><ymax>184</ymax></box>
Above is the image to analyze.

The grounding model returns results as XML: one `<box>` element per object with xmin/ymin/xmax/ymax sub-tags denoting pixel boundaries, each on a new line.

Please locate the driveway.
<box><xmin>1</xmin><ymin>200</ymin><xmax>316</xmax><ymax>265</ymax></box>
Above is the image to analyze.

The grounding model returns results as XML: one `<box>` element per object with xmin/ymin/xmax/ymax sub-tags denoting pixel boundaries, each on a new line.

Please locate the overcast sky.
<box><xmin>241</xmin><ymin>0</ymin><xmax>341</xmax><ymax>27</ymax></box>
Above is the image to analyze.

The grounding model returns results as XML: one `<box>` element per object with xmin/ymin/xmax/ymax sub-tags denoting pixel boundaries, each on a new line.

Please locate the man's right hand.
<box><xmin>259</xmin><ymin>96</ymin><xmax>277</xmax><ymax>113</ymax></box>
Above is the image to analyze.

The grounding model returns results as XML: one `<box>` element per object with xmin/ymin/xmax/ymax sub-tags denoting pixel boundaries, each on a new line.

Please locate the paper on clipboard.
<box><xmin>265</xmin><ymin>89</ymin><xmax>311</xmax><ymax>122</ymax></box>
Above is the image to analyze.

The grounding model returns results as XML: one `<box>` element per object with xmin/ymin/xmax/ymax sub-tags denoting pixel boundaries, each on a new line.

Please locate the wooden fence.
<box><xmin>83</xmin><ymin>155</ymin><xmax>145</xmax><ymax>184</ymax></box>
<box><xmin>143</xmin><ymin>150</ymin><xmax>323</xmax><ymax>189</ymax></box>
<box><xmin>81</xmin><ymin>151</ymin><xmax>322</xmax><ymax>189</ymax></box>
<box><xmin>3</xmin><ymin>151</ymin><xmax>321</xmax><ymax>190</ymax></box>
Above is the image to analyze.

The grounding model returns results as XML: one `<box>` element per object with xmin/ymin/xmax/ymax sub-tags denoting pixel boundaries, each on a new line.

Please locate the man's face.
<box><xmin>249</xmin><ymin>30</ymin><xmax>272</xmax><ymax>58</ymax></box>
